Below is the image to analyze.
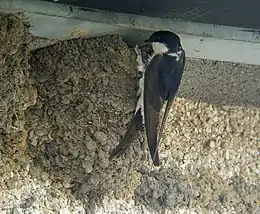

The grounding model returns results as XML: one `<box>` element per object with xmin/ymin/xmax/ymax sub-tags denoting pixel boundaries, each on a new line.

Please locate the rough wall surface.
<box><xmin>27</xmin><ymin>35</ymin><xmax>145</xmax><ymax>207</ymax></box>
<box><xmin>135</xmin><ymin>98</ymin><xmax>259</xmax><ymax>213</ymax></box>
<box><xmin>0</xmin><ymin>13</ymin><xmax>37</xmax><ymax>171</ymax></box>
<box><xmin>0</xmin><ymin>13</ymin><xmax>259</xmax><ymax>214</ymax></box>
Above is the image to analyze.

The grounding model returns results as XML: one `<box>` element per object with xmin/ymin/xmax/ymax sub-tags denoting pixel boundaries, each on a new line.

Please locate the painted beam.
<box><xmin>1</xmin><ymin>0</ymin><xmax>260</xmax><ymax>65</ymax></box>
<box><xmin>43</xmin><ymin>0</ymin><xmax>260</xmax><ymax>29</ymax></box>
<box><xmin>42</xmin><ymin>0</ymin><xmax>260</xmax><ymax>29</ymax></box>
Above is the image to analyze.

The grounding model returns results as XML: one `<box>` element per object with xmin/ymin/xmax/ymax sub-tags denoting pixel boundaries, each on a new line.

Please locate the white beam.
<box><xmin>1</xmin><ymin>0</ymin><xmax>260</xmax><ymax>65</ymax></box>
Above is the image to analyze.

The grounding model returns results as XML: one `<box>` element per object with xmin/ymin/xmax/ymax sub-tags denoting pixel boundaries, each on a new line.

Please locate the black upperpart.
<box><xmin>145</xmin><ymin>30</ymin><xmax>182</xmax><ymax>52</ymax></box>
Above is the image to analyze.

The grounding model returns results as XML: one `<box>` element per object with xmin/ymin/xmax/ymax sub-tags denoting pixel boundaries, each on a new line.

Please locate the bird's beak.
<box><xmin>136</xmin><ymin>38</ymin><xmax>152</xmax><ymax>47</ymax></box>
<box><xmin>144</xmin><ymin>39</ymin><xmax>152</xmax><ymax>44</ymax></box>
<box><xmin>138</xmin><ymin>39</ymin><xmax>152</xmax><ymax>47</ymax></box>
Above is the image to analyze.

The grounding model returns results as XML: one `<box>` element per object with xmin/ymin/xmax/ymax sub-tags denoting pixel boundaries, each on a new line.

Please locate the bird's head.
<box><xmin>144</xmin><ymin>30</ymin><xmax>182</xmax><ymax>54</ymax></box>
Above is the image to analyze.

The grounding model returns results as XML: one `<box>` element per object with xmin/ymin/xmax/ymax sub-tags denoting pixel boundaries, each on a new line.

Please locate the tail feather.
<box><xmin>153</xmin><ymin>98</ymin><xmax>174</xmax><ymax>163</ymax></box>
<box><xmin>151</xmin><ymin>141</ymin><xmax>160</xmax><ymax>166</ymax></box>
<box><xmin>109</xmin><ymin>109</ymin><xmax>142</xmax><ymax>160</ymax></box>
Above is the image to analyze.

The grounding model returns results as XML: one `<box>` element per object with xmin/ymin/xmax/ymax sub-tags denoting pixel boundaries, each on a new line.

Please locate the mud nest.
<box><xmin>0</xmin><ymin>13</ymin><xmax>37</xmax><ymax>165</ymax></box>
<box><xmin>1</xmin><ymin>13</ymin><xmax>148</xmax><ymax>209</ymax></box>
<box><xmin>27</xmin><ymin>35</ymin><xmax>148</xmax><ymax>205</ymax></box>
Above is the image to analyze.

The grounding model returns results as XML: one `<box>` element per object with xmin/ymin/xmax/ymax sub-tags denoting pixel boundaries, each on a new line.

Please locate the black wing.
<box><xmin>157</xmin><ymin>49</ymin><xmax>186</xmax><ymax>153</ymax></box>
<box><xmin>143</xmin><ymin>55</ymin><xmax>164</xmax><ymax>166</ymax></box>
<box><xmin>144</xmin><ymin>50</ymin><xmax>186</xmax><ymax>166</ymax></box>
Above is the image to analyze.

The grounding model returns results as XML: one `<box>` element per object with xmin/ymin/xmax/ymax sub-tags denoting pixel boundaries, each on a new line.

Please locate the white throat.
<box><xmin>152</xmin><ymin>42</ymin><xmax>169</xmax><ymax>54</ymax></box>
<box><xmin>151</xmin><ymin>42</ymin><xmax>182</xmax><ymax>61</ymax></box>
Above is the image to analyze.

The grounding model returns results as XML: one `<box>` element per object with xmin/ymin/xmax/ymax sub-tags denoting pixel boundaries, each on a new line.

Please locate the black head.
<box><xmin>145</xmin><ymin>30</ymin><xmax>182</xmax><ymax>52</ymax></box>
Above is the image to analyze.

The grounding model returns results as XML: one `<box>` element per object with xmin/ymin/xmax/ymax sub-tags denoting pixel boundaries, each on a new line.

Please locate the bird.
<box><xmin>109</xmin><ymin>30</ymin><xmax>186</xmax><ymax>166</ymax></box>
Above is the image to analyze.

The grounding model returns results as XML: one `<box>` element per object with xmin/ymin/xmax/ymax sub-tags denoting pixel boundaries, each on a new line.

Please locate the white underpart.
<box><xmin>134</xmin><ymin>45</ymin><xmax>145</xmax><ymax>121</ymax></box>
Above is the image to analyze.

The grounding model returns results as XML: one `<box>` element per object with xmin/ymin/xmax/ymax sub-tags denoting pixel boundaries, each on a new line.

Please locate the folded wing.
<box><xmin>143</xmin><ymin>55</ymin><xmax>164</xmax><ymax>166</ymax></box>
